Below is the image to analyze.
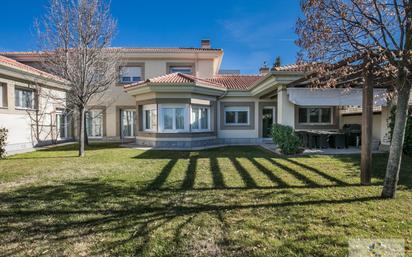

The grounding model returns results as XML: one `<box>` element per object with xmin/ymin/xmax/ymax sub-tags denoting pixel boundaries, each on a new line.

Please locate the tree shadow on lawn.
<box><xmin>0</xmin><ymin>178</ymin><xmax>382</xmax><ymax>257</ymax></box>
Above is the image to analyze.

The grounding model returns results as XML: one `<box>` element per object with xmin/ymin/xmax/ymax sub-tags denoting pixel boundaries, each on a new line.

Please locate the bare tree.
<box><xmin>296</xmin><ymin>0</ymin><xmax>412</xmax><ymax>198</ymax></box>
<box><xmin>36</xmin><ymin>0</ymin><xmax>120</xmax><ymax>157</ymax></box>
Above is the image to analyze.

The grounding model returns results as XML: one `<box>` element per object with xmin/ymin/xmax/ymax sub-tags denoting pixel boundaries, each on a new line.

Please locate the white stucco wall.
<box><xmin>277</xmin><ymin>87</ymin><xmax>295</xmax><ymax>128</ymax></box>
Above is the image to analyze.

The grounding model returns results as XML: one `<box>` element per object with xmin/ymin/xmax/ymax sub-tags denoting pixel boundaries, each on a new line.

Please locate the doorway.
<box><xmin>262</xmin><ymin>107</ymin><xmax>276</xmax><ymax>138</ymax></box>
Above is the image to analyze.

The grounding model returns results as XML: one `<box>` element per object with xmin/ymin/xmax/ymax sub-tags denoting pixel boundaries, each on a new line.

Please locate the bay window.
<box><xmin>298</xmin><ymin>107</ymin><xmax>332</xmax><ymax>124</ymax></box>
<box><xmin>158</xmin><ymin>104</ymin><xmax>188</xmax><ymax>132</ymax></box>
<box><xmin>121</xmin><ymin>110</ymin><xmax>136</xmax><ymax>137</ymax></box>
<box><xmin>191</xmin><ymin>106</ymin><xmax>210</xmax><ymax>131</ymax></box>
<box><xmin>143</xmin><ymin>104</ymin><xmax>157</xmax><ymax>131</ymax></box>
<box><xmin>224</xmin><ymin>106</ymin><xmax>249</xmax><ymax>125</ymax></box>
<box><xmin>86</xmin><ymin>110</ymin><xmax>103</xmax><ymax>138</ymax></box>
<box><xmin>0</xmin><ymin>83</ymin><xmax>6</xmax><ymax>108</ymax></box>
<box><xmin>15</xmin><ymin>87</ymin><xmax>34</xmax><ymax>109</ymax></box>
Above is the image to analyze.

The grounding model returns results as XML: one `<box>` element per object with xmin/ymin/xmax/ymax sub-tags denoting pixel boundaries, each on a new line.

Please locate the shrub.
<box><xmin>271</xmin><ymin>124</ymin><xmax>302</xmax><ymax>155</ymax></box>
<box><xmin>0</xmin><ymin>127</ymin><xmax>8</xmax><ymax>159</ymax></box>
<box><xmin>388</xmin><ymin>106</ymin><xmax>412</xmax><ymax>155</ymax></box>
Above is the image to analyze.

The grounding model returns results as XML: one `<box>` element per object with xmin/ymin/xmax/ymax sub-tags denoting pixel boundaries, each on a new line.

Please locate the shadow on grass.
<box><xmin>0</xmin><ymin>179</ymin><xmax>382</xmax><ymax>256</ymax></box>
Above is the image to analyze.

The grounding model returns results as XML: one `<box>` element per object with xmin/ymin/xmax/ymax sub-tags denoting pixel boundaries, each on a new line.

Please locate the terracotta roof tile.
<box><xmin>272</xmin><ymin>63</ymin><xmax>309</xmax><ymax>72</ymax></box>
<box><xmin>206</xmin><ymin>75</ymin><xmax>263</xmax><ymax>90</ymax></box>
<box><xmin>0</xmin><ymin>55</ymin><xmax>64</xmax><ymax>82</ymax></box>
<box><xmin>124</xmin><ymin>73</ymin><xmax>226</xmax><ymax>90</ymax></box>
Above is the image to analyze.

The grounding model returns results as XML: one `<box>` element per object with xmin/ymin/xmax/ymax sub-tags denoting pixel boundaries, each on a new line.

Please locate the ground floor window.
<box><xmin>143</xmin><ymin>104</ymin><xmax>157</xmax><ymax>131</ymax></box>
<box><xmin>86</xmin><ymin>110</ymin><xmax>103</xmax><ymax>138</ymax></box>
<box><xmin>56</xmin><ymin>112</ymin><xmax>68</xmax><ymax>139</ymax></box>
<box><xmin>158</xmin><ymin>104</ymin><xmax>188</xmax><ymax>132</ymax></box>
<box><xmin>298</xmin><ymin>107</ymin><xmax>332</xmax><ymax>124</ymax></box>
<box><xmin>191</xmin><ymin>106</ymin><xmax>210</xmax><ymax>131</ymax></box>
<box><xmin>15</xmin><ymin>87</ymin><xmax>34</xmax><ymax>109</ymax></box>
<box><xmin>121</xmin><ymin>110</ymin><xmax>136</xmax><ymax>137</ymax></box>
<box><xmin>224</xmin><ymin>106</ymin><xmax>249</xmax><ymax>125</ymax></box>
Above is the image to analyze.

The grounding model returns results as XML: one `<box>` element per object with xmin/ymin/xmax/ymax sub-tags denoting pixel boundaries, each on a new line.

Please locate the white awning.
<box><xmin>287</xmin><ymin>88</ymin><xmax>388</xmax><ymax>106</ymax></box>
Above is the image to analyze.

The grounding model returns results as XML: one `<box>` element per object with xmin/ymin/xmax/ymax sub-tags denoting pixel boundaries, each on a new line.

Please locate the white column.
<box><xmin>277</xmin><ymin>86</ymin><xmax>295</xmax><ymax>128</ymax></box>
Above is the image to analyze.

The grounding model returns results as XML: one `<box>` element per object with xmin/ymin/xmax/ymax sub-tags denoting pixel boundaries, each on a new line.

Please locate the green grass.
<box><xmin>0</xmin><ymin>143</ymin><xmax>411</xmax><ymax>257</ymax></box>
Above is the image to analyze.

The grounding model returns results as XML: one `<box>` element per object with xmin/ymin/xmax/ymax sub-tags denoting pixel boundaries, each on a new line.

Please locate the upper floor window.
<box><xmin>168</xmin><ymin>65</ymin><xmax>193</xmax><ymax>75</ymax></box>
<box><xmin>15</xmin><ymin>87</ymin><xmax>34</xmax><ymax>109</ymax></box>
<box><xmin>0</xmin><ymin>83</ymin><xmax>7</xmax><ymax>108</ymax></box>
<box><xmin>224</xmin><ymin>106</ymin><xmax>249</xmax><ymax>125</ymax></box>
<box><xmin>298</xmin><ymin>107</ymin><xmax>332</xmax><ymax>124</ymax></box>
<box><xmin>119</xmin><ymin>66</ymin><xmax>142</xmax><ymax>83</ymax></box>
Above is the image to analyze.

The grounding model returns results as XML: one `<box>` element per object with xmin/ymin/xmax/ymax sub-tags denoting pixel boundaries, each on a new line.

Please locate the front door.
<box><xmin>262</xmin><ymin>107</ymin><xmax>275</xmax><ymax>138</ymax></box>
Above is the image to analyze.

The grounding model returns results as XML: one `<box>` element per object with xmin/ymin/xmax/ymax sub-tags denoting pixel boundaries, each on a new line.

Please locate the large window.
<box><xmin>298</xmin><ymin>107</ymin><xmax>332</xmax><ymax>124</ymax></box>
<box><xmin>56</xmin><ymin>112</ymin><xmax>68</xmax><ymax>139</ymax></box>
<box><xmin>143</xmin><ymin>104</ymin><xmax>157</xmax><ymax>131</ymax></box>
<box><xmin>168</xmin><ymin>65</ymin><xmax>193</xmax><ymax>74</ymax></box>
<box><xmin>121</xmin><ymin>110</ymin><xmax>136</xmax><ymax>137</ymax></box>
<box><xmin>191</xmin><ymin>106</ymin><xmax>209</xmax><ymax>131</ymax></box>
<box><xmin>15</xmin><ymin>88</ymin><xmax>34</xmax><ymax>109</ymax></box>
<box><xmin>159</xmin><ymin>104</ymin><xmax>188</xmax><ymax>132</ymax></box>
<box><xmin>224</xmin><ymin>106</ymin><xmax>249</xmax><ymax>125</ymax></box>
<box><xmin>119</xmin><ymin>66</ymin><xmax>143</xmax><ymax>83</ymax></box>
<box><xmin>86</xmin><ymin>110</ymin><xmax>103</xmax><ymax>138</ymax></box>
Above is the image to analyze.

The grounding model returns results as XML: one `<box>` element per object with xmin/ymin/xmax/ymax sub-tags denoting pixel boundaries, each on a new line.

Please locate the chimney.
<box><xmin>259</xmin><ymin>61</ymin><xmax>270</xmax><ymax>75</ymax></box>
<box><xmin>201</xmin><ymin>39</ymin><xmax>211</xmax><ymax>49</ymax></box>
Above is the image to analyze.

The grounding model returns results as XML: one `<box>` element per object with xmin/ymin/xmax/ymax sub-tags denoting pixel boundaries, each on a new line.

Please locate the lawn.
<box><xmin>0</xmin><ymin>143</ymin><xmax>411</xmax><ymax>257</ymax></box>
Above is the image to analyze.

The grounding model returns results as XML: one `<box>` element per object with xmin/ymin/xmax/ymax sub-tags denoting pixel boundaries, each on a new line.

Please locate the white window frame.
<box><xmin>158</xmin><ymin>104</ymin><xmax>189</xmax><ymax>133</ymax></box>
<box><xmin>119</xmin><ymin>66</ymin><xmax>143</xmax><ymax>83</ymax></box>
<box><xmin>190</xmin><ymin>105</ymin><xmax>211</xmax><ymax>132</ymax></box>
<box><xmin>169</xmin><ymin>66</ymin><xmax>193</xmax><ymax>74</ymax></box>
<box><xmin>15</xmin><ymin>87</ymin><xmax>34</xmax><ymax>109</ymax></box>
<box><xmin>224</xmin><ymin>106</ymin><xmax>250</xmax><ymax>126</ymax></box>
<box><xmin>86</xmin><ymin>110</ymin><xmax>104</xmax><ymax>138</ymax></box>
<box><xmin>0</xmin><ymin>83</ymin><xmax>4</xmax><ymax>108</ymax></box>
<box><xmin>143</xmin><ymin>104</ymin><xmax>157</xmax><ymax>132</ymax></box>
<box><xmin>121</xmin><ymin>109</ymin><xmax>136</xmax><ymax>138</ymax></box>
<box><xmin>56</xmin><ymin>111</ymin><xmax>68</xmax><ymax>139</ymax></box>
<box><xmin>298</xmin><ymin>107</ymin><xmax>333</xmax><ymax>125</ymax></box>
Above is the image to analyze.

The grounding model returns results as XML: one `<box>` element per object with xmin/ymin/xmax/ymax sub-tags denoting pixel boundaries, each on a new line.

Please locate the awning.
<box><xmin>287</xmin><ymin>88</ymin><xmax>388</xmax><ymax>106</ymax></box>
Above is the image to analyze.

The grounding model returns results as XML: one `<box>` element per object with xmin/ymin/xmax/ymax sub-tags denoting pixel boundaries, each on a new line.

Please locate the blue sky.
<box><xmin>0</xmin><ymin>0</ymin><xmax>301</xmax><ymax>74</ymax></box>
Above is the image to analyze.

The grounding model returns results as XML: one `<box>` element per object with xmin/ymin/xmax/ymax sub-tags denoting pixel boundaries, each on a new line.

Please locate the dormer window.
<box><xmin>119</xmin><ymin>66</ymin><xmax>143</xmax><ymax>83</ymax></box>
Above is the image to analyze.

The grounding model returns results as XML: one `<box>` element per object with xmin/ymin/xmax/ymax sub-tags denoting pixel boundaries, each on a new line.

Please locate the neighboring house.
<box><xmin>1</xmin><ymin>40</ymin><xmax>401</xmax><ymax>150</ymax></box>
<box><xmin>0</xmin><ymin>55</ymin><xmax>70</xmax><ymax>154</ymax></box>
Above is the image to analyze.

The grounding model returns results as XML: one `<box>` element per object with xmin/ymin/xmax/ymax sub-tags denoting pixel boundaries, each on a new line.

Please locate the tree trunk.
<box><xmin>361</xmin><ymin>70</ymin><xmax>373</xmax><ymax>185</ymax></box>
<box><xmin>381</xmin><ymin>77</ymin><xmax>411</xmax><ymax>198</ymax></box>
<box><xmin>84</xmin><ymin>113</ymin><xmax>89</xmax><ymax>146</ymax></box>
<box><xmin>78</xmin><ymin>107</ymin><xmax>85</xmax><ymax>157</ymax></box>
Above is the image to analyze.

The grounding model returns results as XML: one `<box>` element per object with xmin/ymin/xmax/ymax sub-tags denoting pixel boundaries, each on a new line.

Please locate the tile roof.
<box><xmin>124</xmin><ymin>73</ymin><xmax>226</xmax><ymax>90</ymax></box>
<box><xmin>0</xmin><ymin>55</ymin><xmax>64</xmax><ymax>82</ymax></box>
<box><xmin>272</xmin><ymin>63</ymin><xmax>309</xmax><ymax>72</ymax></box>
<box><xmin>0</xmin><ymin>47</ymin><xmax>223</xmax><ymax>57</ymax></box>
<box><xmin>206</xmin><ymin>75</ymin><xmax>263</xmax><ymax>90</ymax></box>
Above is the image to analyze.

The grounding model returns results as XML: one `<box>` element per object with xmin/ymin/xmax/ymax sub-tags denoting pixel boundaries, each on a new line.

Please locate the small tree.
<box><xmin>36</xmin><ymin>0</ymin><xmax>120</xmax><ymax>157</ymax></box>
<box><xmin>274</xmin><ymin>56</ymin><xmax>281</xmax><ymax>68</ymax></box>
<box><xmin>296</xmin><ymin>0</ymin><xmax>412</xmax><ymax>198</ymax></box>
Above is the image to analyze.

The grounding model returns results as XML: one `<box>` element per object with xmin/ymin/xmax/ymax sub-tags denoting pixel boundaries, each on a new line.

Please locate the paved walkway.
<box><xmin>260</xmin><ymin>143</ymin><xmax>386</xmax><ymax>155</ymax></box>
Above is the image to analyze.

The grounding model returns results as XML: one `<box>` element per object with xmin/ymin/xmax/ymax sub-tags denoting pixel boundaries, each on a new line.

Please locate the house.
<box><xmin>1</xmin><ymin>40</ymin><xmax>399</xmax><ymax>151</ymax></box>
<box><xmin>0</xmin><ymin>55</ymin><xmax>70</xmax><ymax>154</ymax></box>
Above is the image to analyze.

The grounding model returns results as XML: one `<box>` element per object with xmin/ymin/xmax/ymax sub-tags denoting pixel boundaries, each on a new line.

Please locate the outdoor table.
<box><xmin>295</xmin><ymin>130</ymin><xmax>346</xmax><ymax>149</ymax></box>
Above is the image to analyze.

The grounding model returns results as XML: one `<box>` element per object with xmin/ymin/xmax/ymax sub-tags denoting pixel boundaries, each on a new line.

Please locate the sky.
<box><xmin>0</xmin><ymin>0</ymin><xmax>302</xmax><ymax>74</ymax></box>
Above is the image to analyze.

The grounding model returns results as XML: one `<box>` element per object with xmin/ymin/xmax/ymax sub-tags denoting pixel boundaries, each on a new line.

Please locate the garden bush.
<box><xmin>271</xmin><ymin>124</ymin><xmax>302</xmax><ymax>155</ymax></box>
<box><xmin>388</xmin><ymin>106</ymin><xmax>412</xmax><ymax>156</ymax></box>
<box><xmin>0</xmin><ymin>128</ymin><xmax>8</xmax><ymax>159</ymax></box>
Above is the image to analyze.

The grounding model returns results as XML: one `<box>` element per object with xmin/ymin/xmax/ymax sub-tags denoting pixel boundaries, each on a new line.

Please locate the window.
<box><xmin>15</xmin><ymin>88</ymin><xmax>34</xmax><ymax>109</ymax></box>
<box><xmin>191</xmin><ymin>106</ymin><xmax>210</xmax><ymax>131</ymax></box>
<box><xmin>0</xmin><ymin>83</ymin><xmax>6</xmax><ymax>108</ymax></box>
<box><xmin>119</xmin><ymin>66</ymin><xmax>143</xmax><ymax>83</ymax></box>
<box><xmin>121</xmin><ymin>110</ymin><xmax>136</xmax><ymax>137</ymax></box>
<box><xmin>56</xmin><ymin>112</ymin><xmax>68</xmax><ymax>139</ymax></box>
<box><xmin>143</xmin><ymin>105</ymin><xmax>158</xmax><ymax>131</ymax></box>
<box><xmin>86</xmin><ymin>110</ymin><xmax>103</xmax><ymax>137</ymax></box>
<box><xmin>298</xmin><ymin>107</ymin><xmax>332</xmax><ymax>124</ymax></box>
<box><xmin>159</xmin><ymin>104</ymin><xmax>188</xmax><ymax>132</ymax></box>
<box><xmin>169</xmin><ymin>65</ymin><xmax>193</xmax><ymax>74</ymax></box>
<box><xmin>224</xmin><ymin>106</ymin><xmax>249</xmax><ymax>125</ymax></box>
